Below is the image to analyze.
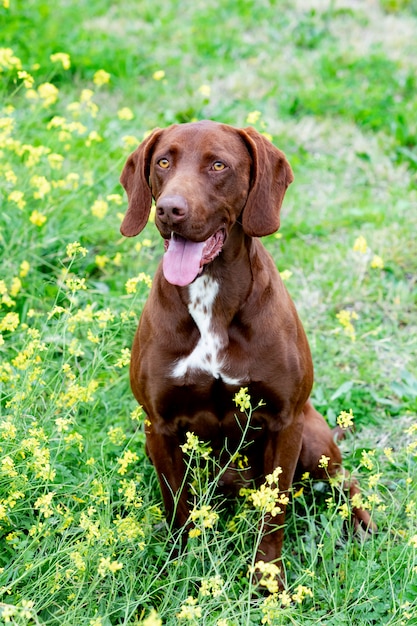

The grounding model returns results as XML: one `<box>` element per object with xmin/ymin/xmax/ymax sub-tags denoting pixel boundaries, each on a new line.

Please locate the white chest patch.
<box><xmin>171</xmin><ymin>274</ymin><xmax>241</xmax><ymax>385</ymax></box>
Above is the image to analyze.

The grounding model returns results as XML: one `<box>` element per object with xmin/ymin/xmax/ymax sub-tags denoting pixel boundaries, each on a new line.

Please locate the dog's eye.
<box><xmin>157</xmin><ymin>158</ymin><xmax>170</xmax><ymax>169</ymax></box>
<box><xmin>212</xmin><ymin>161</ymin><xmax>226</xmax><ymax>171</ymax></box>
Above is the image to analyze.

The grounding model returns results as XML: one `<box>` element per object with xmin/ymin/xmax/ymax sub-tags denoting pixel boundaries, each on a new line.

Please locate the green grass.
<box><xmin>1</xmin><ymin>0</ymin><xmax>417</xmax><ymax>624</ymax></box>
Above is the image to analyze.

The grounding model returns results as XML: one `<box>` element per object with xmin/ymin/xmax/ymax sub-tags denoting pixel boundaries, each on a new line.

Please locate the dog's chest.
<box><xmin>171</xmin><ymin>274</ymin><xmax>242</xmax><ymax>385</ymax></box>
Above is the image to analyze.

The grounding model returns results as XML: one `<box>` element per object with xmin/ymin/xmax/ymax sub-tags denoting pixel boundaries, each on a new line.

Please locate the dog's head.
<box><xmin>120</xmin><ymin>120</ymin><xmax>293</xmax><ymax>285</ymax></box>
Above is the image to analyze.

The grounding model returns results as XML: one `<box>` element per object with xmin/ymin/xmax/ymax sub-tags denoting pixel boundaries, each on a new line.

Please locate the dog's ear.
<box><xmin>238</xmin><ymin>127</ymin><xmax>293</xmax><ymax>237</ymax></box>
<box><xmin>119</xmin><ymin>128</ymin><xmax>162</xmax><ymax>237</ymax></box>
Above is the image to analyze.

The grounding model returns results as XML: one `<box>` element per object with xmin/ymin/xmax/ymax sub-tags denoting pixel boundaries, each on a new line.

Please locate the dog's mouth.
<box><xmin>163</xmin><ymin>229</ymin><xmax>225</xmax><ymax>286</ymax></box>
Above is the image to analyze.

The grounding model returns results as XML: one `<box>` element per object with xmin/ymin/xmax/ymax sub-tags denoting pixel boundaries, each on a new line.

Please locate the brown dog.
<box><xmin>120</xmin><ymin>120</ymin><xmax>374</xmax><ymax>586</ymax></box>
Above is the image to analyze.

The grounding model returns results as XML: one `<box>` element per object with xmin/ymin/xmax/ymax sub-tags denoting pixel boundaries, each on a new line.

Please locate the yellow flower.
<box><xmin>180</xmin><ymin>431</ymin><xmax>212</xmax><ymax>459</ymax></box>
<box><xmin>80</xmin><ymin>88</ymin><xmax>94</xmax><ymax>102</ymax></box>
<box><xmin>115</xmin><ymin>348</ymin><xmax>131</xmax><ymax>368</ymax></box>
<box><xmin>47</xmin><ymin>153</ymin><xmax>64</xmax><ymax>169</ymax></box>
<box><xmin>117</xmin><ymin>449</ymin><xmax>139</xmax><ymax>475</ymax></box>
<box><xmin>249</xmin><ymin>561</ymin><xmax>280</xmax><ymax>594</ymax></box>
<box><xmin>95</xmin><ymin>254</ymin><xmax>109</xmax><ymax>269</ymax></box>
<box><xmin>140</xmin><ymin>609</ymin><xmax>162</xmax><ymax>626</ymax></box>
<box><xmin>318</xmin><ymin>454</ymin><xmax>330</xmax><ymax>469</ymax></box>
<box><xmin>117</xmin><ymin>107</ymin><xmax>134</xmax><ymax>120</ymax></box>
<box><xmin>370</xmin><ymin>254</ymin><xmax>384</xmax><ymax>269</ymax></box>
<box><xmin>361</xmin><ymin>449</ymin><xmax>375</xmax><ymax>471</ymax></box>
<box><xmin>93</xmin><ymin>69</ymin><xmax>111</xmax><ymax>86</ymax></box>
<box><xmin>176</xmin><ymin>597</ymin><xmax>202</xmax><ymax>620</ymax></box>
<box><xmin>17</xmin><ymin>70</ymin><xmax>34</xmax><ymax>88</ymax></box>
<box><xmin>107</xmin><ymin>193</ymin><xmax>123</xmax><ymax>205</ymax></box>
<box><xmin>246</xmin><ymin>110</ymin><xmax>262</xmax><ymax>125</ymax></box>
<box><xmin>10</xmin><ymin>277</ymin><xmax>21</xmax><ymax>297</ymax></box>
<box><xmin>34</xmin><ymin>492</ymin><xmax>55</xmax><ymax>518</ymax></box>
<box><xmin>1</xmin><ymin>455</ymin><xmax>18</xmax><ymax>477</ymax></box>
<box><xmin>190</xmin><ymin>504</ymin><xmax>219</xmax><ymax>528</ymax></box>
<box><xmin>97</xmin><ymin>557</ymin><xmax>123</xmax><ymax>576</ymax></box>
<box><xmin>85</xmin><ymin>130</ymin><xmax>102</xmax><ymax>146</ymax></box>
<box><xmin>50</xmin><ymin>52</ymin><xmax>71</xmax><ymax>69</ymax></box>
<box><xmin>0</xmin><ymin>47</ymin><xmax>22</xmax><ymax>71</ymax></box>
<box><xmin>234</xmin><ymin>387</ymin><xmax>251</xmax><ymax>412</ymax></box>
<box><xmin>198</xmin><ymin>84</ymin><xmax>211</xmax><ymax>97</ymax></box>
<box><xmin>64</xmin><ymin>277</ymin><xmax>87</xmax><ymax>291</ymax></box>
<box><xmin>368</xmin><ymin>472</ymin><xmax>382</xmax><ymax>488</ymax></box>
<box><xmin>353</xmin><ymin>235</ymin><xmax>368</xmax><ymax>254</ymax></box>
<box><xmin>122</xmin><ymin>134</ymin><xmax>140</xmax><ymax>149</ymax></box>
<box><xmin>4</xmin><ymin>168</ymin><xmax>17</xmax><ymax>183</ymax></box>
<box><xmin>8</xmin><ymin>190</ymin><xmax>26</xmax><ymax>209</ymax></box>
<box><xmin>336</xmin><ymin>409</ymin><xmax>354</xmax><ymax>430</ymax></box>
<box><xmin>66</xmin><ymin>241</ymin><xmax>88</xmax><ymax>257</ymax></box>
<box><xmin>125</xmin><ymin>273</ymin><xmax>153</xmax><ymax>293</ymax></box>
<box><xmin>30</xmin><ymin>175</ymin><xmax>51</xmax><ymax>199</ymax></box>
<box><xmin>292</xmin><ymin>584</ymin><xmax>313</xmax><ymax>604</ymax></box>
<box><xmin>91</xmin><ymin>199</ymin><xmax>108</xmax><ymax>219</ymax></box>
<box><xmin>384</xmin><ymin>447</ymin><xmax>394</xmax><ymax>463</ymax></box>
<box><xmin>0</xmin><ymin>312</ymin><xmax>19</xmax><ymax>332</ymax></box>
<box><xmin>70</xmin><ymin>551</ymin><xmax>86</xmax><ymax>572</ymax></box>
<box><xmin>338</xmin><ymin>502</ymin><xmax>350</xmax><ymax>519</ymax></box>
<box><xmin>279</xmin><ymin>269</ymin><xmax>292</xmax><ymax>281</ymax></box>
<box><xmin>130</xmin><ymin>406</ymin><xmax>143</xmax><ymax>421</ymax></box>
<box><xmin>152</xmin><ymin>70</ymin><xmax>165</xmax><ymax>81</ymax></box>
<box><xmin>107</xmin><ymin>426</ymin><xmax>127</xmax><ymax>445</ymax></box>
<box><xmin>37</xmin><ymin>82</ymin><xmax>59</xmax><ymax>106</ymax></box>
<box><xmin>336</xmin><ymin>309</ymin><xmax>358</xmax><ymax>342</ymax></box>
<box><xmin>200</xmin><ymin>575</ymin><xmax>224</xmax><ymax>597</ymax></box>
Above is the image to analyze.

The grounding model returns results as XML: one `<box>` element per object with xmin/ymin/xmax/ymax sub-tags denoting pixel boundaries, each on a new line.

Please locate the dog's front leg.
<box><xmin>254</xmin><ymin>417</ymin><xmax>304</xmax><ymax>589</ymax></box>
<box><xmin>145</xmin><ymin>426</ymin><xmax>191</xmax><ymax>532</ymax></box>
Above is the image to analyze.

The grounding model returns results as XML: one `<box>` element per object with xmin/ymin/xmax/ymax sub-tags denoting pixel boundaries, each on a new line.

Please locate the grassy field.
<box><xmin>1</xmin><ymin>0</ymin><xmax>417</xmax><ymax>624</ymax></box>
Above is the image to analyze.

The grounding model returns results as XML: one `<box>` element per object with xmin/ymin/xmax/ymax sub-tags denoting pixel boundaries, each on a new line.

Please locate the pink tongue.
<box><xmin>163</xmin><ymin>234</ymin><xmax>206</xmax><ymax>286</ymax></box>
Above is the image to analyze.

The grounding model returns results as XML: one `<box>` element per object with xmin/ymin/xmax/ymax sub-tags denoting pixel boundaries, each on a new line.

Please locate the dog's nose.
<box><xmin>156</xmin><ymin>195</ymin><xmax>188</xmax><ymax>225</ymax></box>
